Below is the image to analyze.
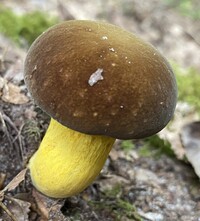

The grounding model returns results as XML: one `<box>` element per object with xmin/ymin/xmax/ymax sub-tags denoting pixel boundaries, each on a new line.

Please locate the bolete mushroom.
<box><xmin>24</xmin><ymin>20</ymin><xmax>177</xmax><ymax>198</ymax></box>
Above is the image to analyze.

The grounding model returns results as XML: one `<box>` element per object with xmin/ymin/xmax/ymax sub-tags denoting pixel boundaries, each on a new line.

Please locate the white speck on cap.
<box><xmin>102</xmin><ymin>36</ymin><xmax>108</xmax><ymax>40</ymax></box>
<box><xmin>88</xmin><ymin>68</ymin><xmax>104</xmax><ymax>86</ymax></box>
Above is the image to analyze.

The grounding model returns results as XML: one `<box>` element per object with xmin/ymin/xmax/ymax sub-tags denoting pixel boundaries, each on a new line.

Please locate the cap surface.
<box><xmin>24</xmin><ymin>20</ymin><xmax>177</xmax><ymax>139</ymax></box>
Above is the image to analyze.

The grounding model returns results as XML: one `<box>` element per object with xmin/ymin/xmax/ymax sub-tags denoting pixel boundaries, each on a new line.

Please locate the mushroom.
<box><xmin>24</xmin><ymin>20</ymin><xmax>177</xmax><ymax>198</ymax></box>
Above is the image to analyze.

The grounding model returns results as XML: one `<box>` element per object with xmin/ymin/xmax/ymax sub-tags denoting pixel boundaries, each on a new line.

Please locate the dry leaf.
<box><xmin>181</xmin><ymin>121</ymin><xmax>200</xmax><ymax>178</ymax></box>
<box><xmin>32</xmin><ymin>189</ymin><xmax>49</xmax><ymax>220</ymax></box>
<box><xmin>32</xmin><ymin>189</ymin><xmax>66</xmax><ymax>221</ymax></box>
<box><xmin>2</xmin><ymin>82</ymin><xmax>29</xmax><ymax>104</ymax></box>
<box><xmin>12</xmin><ymin>197</ymin><xmax>31</xmax><ymax>221</ymax></box>
<box><xmin>1</xmin><ymin>168</ymin><xmax>27</xmax><ymax>196</ymax></box>
<box><xmin>0</xmin><ymin>76</ymin><xmax>29</xmax><ymax>104</ymax></box>
<box><xmin>0</xmin><ymin>196</ymin><xmax>31</xmax><ymax>221</ymax></box>
<box><xmin>49</xmin><ymin>203</ymin><xmax>68</xmax><ymax>221</ymax></box>
<box><xmin>159</xmin><ymin>102</ymin><xmax>199</xmax><ymax>159</ymax></box>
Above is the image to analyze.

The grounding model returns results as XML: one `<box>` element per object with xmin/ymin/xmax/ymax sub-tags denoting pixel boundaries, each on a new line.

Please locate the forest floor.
<box><xmin>0</xmin><ymin>0</ymin><xmax>200</xmax><ymax>220</ymax></box>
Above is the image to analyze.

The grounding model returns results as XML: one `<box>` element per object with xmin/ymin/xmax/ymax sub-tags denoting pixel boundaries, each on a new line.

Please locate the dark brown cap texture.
<box><xmin>24</xmin><ymin>20</ymin><xmax>177</xmax><ymax>139</ymax></box>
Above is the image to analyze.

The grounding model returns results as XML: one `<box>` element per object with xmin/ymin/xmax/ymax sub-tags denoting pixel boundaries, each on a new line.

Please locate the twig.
<box><xmin>2</xmin><ymin>112</ymin><xmax>18</xmax><ymax>133</ymax></box>
<box><xmin>0</xmin><ymin>201</ymin><xmax>19</xmax><ymax>221</ymax></box>
<box><xmin>13</xmin><ymin>123</ymin><xmax>24</xmax><ymax>143</ymax></box>
<box><xmin>0</xmin><ymin>110</ymin><xmax>14</xmax><ymax>150</ymax></box>
<box><xmin>13</xmin><ymin>123</ymin><xmax>25</xmax><ymax>163</ymax></box>
<box><xmin>0</xmin><ymin>109</ymin><xmax>24</xmax><ymax>162</ymax></box>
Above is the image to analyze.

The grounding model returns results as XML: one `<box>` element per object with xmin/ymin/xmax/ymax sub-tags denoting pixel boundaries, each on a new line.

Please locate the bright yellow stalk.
<box><xmin>29</xmin><ymin>118</ymin><xmax>115</xmax><ymax>198</ymax></box>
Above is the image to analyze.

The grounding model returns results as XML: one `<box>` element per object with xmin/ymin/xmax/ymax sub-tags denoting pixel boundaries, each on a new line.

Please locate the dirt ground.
<box><xmin>0</xmin><ymin>0</ymin><xmax>200</xmax><ymax>221</ymax></box>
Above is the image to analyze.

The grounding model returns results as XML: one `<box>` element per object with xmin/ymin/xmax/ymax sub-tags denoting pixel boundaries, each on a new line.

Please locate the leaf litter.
<box><xmin>0</xmin><ymin>0</ymin><xmax>200</xmax><ymax>220</ymax></box>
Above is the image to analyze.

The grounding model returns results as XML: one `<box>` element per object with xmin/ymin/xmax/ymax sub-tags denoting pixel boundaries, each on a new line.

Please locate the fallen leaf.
<box><xmin>0</xmin><ymin>168</ymin><xmax>27</xmax><ymax>198</ymax></box>
<box><xmin>32</xmin><ymin>189</ymin><xmax>49</xmax><ymax>220</ymax></box>
<box><xmin>32</xmin><ymin>189</ymin><xmax>66</xmax><ymax>221</ymax></box>
<box><xmin>0</xmin><ymin>196</ymin><xmax>31</xmax><ymax>221</ymax></box>
<box><xmin>0</xmin><ymin>76</ymin><xmax>29</xmax><ymax>104</ymax></box>
<box><xmin>49</xmin><ymin>203</ymin><xmax>69</xmax><ymax>221</ymax></box>
<box><xmin>181</xmin><ymin>121</ymin><xmax>200</xmax><ymax>178</ymax></box>
<box><xmin>159</xmin><ymin>102</ymin><xmax>199</xmax><ymax>159</ymax></box>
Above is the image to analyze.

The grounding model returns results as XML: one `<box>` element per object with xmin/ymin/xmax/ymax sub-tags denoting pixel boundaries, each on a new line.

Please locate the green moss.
<box><xmin>138</xmin><ymin>145</ymin><xmax>153</xmax><ymax>158</ymax></box>
<box><xmin>164</xmin><ymin>0</ymin><xmax>200</xmax><ymax>20</ymax></box>
<box><xmin>121</xmin><ymin>140</ymin><xmax>135</xmax><ymax>152</ymax></box>
<box><xmin>23</xmin><ymin>120</ymin><xmax>41</xmax><ymax>142</ymax></box>
<box><xmin>138</xmin><ymin>62</ymin><xmax>200</xmax><ymax>158</ymax></box>
<box><xmin>89</xmin><ymin>183</ymin><xmax>143</xmax><ymax>220</ymax></box>
<box><xmin>90</xmin><ymin>198</ymin><xmax>143</xmax><ymax>221</ymax></box>
<box><xmin>139</xmin><ymin>134</ymin><xmax>175</xmax><ymax>158</ymax></box>
<box><xmin>172</xmin><ymin>62</ymin><xmax>200</xmax><ymax>114</ymax></box>
<box><xmin>116</xmin><ymin>199</ymin><xmax>143</xmax><ymax>221</ymax></box>
<box><xmin>103</xmin><ymin>183</ymin><xmax>122</xmax><ymax>198</ymax></box>
<box><xmin>0</xmin><ymin>6</ymin><xmax>58</xmax><ymax>46</ymax></box>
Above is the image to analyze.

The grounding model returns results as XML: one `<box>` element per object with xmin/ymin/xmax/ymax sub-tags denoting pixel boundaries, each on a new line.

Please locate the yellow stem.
<box><xmin>29</xmin><ymin>118</ymin><xmax>115</xmax><ymax>198</ymax></box>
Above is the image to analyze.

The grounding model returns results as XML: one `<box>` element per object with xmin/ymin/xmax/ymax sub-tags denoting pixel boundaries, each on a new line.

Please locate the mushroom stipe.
<box><xmin>24</xmin><ymin>20</ymin><xmax>177</xmax><ymax>198</ymax></box>
<box><xmin>30</xmin><ymin>118</ymin><xmax>115</xmax><ymax>198</ymax></box>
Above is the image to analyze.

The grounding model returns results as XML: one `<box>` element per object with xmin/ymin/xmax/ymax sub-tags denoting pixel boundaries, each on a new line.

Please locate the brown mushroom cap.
<box><xmin>24</xmin><ymin>20</ymin><xmax>177</xmax><ymax>139</ymax></box>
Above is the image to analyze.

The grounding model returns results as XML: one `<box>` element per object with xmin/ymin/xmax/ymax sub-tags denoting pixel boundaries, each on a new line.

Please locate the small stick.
<box><xmin>0</xmin><ymin>201</ymin><xmax>19</xmax><ymax>221</ymax></box>
<box><xmin>0</xmin><ymin>110</ymin><xmax>14</xmax><ymax>150</ymax></box>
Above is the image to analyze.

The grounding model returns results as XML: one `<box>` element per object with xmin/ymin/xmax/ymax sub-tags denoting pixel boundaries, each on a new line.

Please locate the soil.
<box><xmin>0</xmin><ymin>0</ymin><xmax>200</xmax><ymax>221</ymax></box>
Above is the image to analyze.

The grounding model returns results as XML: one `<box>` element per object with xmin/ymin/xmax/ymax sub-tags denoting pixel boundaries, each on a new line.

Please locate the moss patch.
<box><xmin>138</xmin><ymin>134</ymin><xmax>175</xmax><ymax>158</ymax></box>
<box><xmin>164</xmin><ymin>0</ymin><xmax>200</xmax><ymax>20</ymax></box>
<box><xmin>121</xmin><ymin>140</ymin><xmax>135</xmax><ymax>152</ymax></box>
<box><xmin>0</xmin><ymin>6</ymin><xmax>58</xmax><ymax>46</ymax></box>
<box><xmin>90</xmin><ymin>198</ymin><xmax>143</xmax><ymax>221</ymax></box>
<box><xmin>172</xmin><ymin>62</ymin><xmax>200</xmax><ymax>114</ymax></box>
